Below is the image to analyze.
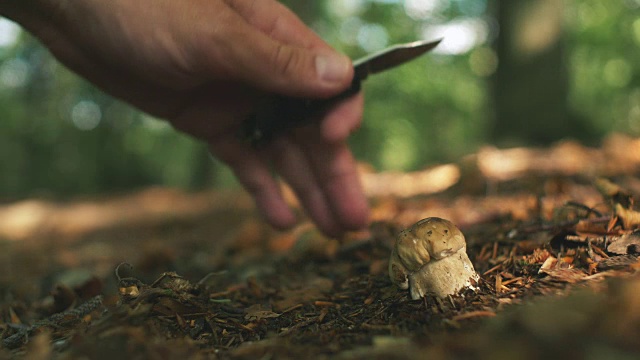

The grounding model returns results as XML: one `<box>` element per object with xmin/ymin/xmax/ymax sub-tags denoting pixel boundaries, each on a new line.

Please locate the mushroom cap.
<box><xmin>409</xmin><ymin>217</ymin><xmax>466</xmax><ymax>260</ymax></box>
<box><xmin>395</xmin><ymin>227</ymin><xmax>432</xmax><ymax>272</ymax></box>
<box><xmin>394</xmin><ymin>217</ymin><xmax>466</xmax><ymax>272</ymax></box>
<box><xmin>388</xmin><ymin>247</ymin><xmax>409</xmax><ymax>289</ymax></box>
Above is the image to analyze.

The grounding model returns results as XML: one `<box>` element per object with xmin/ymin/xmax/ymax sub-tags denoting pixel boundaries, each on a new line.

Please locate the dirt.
<box><xmin>2</xmin><ymin>134</ymin><xmax>640</xmax><ymax>359</ymax></box>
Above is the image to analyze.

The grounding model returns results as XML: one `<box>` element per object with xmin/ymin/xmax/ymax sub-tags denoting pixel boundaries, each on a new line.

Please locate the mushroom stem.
<box><xmin>408</xmin><ymin>248</ymin><xmax>478</xmax><ymax>299</ymax></box>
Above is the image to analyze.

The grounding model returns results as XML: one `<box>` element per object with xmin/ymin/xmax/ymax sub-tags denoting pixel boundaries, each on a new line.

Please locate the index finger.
<box><xmin>294</xmin><ymin>133</ymin><xmax>370</xmax><ymax>231</ymax></box>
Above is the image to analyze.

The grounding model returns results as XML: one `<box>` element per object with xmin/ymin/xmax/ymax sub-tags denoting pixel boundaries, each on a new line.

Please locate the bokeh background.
<box><xmin>0</xmin><ymin>0</ymin><xmax>639</xmax><ymax>201</ymax></box>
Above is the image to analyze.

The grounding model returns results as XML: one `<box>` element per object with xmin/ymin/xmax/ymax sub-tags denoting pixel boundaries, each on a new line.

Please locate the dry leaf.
<box><xmin>595</xmin><ymin>178</ymin><xmax>633</xmax><ymax>208</ymax></box>
<box><xmin>9</xmin><ymin>307</ymin><xmax>21</xmax><ymax>324</ymax></box>
<box><xmin>615</xmin><ymin>204</ymin><xmax>640</xmax><ymax>229</ymax></box>
<box><xmin>119</xmin><ymin>285</ymin><xmax>140</xmax><ymax>298</ymax></box>
<box><xmin>244</xmin><ymin>305</ymin><xmax>281</xmax><ymax>321</ymax></box>
<box><xmin>607</xmin><ymin>231</ymin><xmax>640</xmax><ymax>255</ymax></box>
<box><xmin>540</xmin><ymin>268</ymin><xmax>587</xmax><ymax>283</ymax></box>
<box><xmin>597</xmin><ymin>255</ymin><xmax>640</xmax><ymax>271</ymax></box>
<box><xmin>575</xmin><ymin>219</ymin><xmax>609</xmax><ymax>237</ymax></box>
<box><xmin>538</xmin><ymin>256</ymin><xmax>557</xmax><ymax>274</ymax></box>
<box><xmin>272</xmin><ymin>277</ymin><xmax>333</xmax><ymax>312</ymax></box>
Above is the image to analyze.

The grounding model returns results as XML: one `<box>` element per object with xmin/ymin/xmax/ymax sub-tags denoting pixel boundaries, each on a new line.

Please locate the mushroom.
<box><xmin>389</xmin><ymin>217</ymin><xmax>478</xmax><ymax>299</ymax></box>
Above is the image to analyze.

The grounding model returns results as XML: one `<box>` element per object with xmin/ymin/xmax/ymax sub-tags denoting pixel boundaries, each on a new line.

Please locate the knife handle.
<box><xmin>241</xmin><ymin>75</ymin><xmax>362</xmax><ymax>147</ymax></box>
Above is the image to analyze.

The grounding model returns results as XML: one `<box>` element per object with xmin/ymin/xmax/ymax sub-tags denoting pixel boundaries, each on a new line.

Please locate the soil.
<box><xmin>2</xmin><ymin>134</ymin><xmax>640</xmax><ymax>359</ymax></box>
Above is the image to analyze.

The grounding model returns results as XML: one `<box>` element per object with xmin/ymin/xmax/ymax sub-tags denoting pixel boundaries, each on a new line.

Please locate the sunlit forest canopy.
<box><xmin>0</xmin><ymin>0</ymin><xmax>639</xmax><ymax>199</ymax></box>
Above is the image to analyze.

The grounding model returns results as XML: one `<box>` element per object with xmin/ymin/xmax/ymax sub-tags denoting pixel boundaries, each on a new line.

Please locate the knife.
<box><xmin>241</xmin><ymin>39</ymin><xmax>442</xmax><ymax>147</ymax></box>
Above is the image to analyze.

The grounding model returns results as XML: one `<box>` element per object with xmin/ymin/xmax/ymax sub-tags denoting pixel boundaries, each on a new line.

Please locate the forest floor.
<box><xmin>2</xmin><ymin>134</ymin><xmax>640</xmax><ymax>359</ymax></box>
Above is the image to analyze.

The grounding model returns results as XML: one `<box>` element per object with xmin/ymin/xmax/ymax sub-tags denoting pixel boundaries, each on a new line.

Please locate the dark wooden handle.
<box><xmin>241</xmin><ymin>75</ymin><xmax>362</xmax><ymax>147</ymax></box>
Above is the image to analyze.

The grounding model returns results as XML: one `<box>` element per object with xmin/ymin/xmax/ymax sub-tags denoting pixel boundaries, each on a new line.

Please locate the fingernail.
<box><xmin>316</xmin><ymin>53</ymin><xmax>351</xmax><ymax>84</ymax></box>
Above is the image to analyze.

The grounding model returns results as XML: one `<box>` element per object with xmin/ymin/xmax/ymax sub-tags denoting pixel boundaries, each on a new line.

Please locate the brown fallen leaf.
<box><xmin>244</xmin><ymin>304</ymin><xmax>281</xmax><ymax>321</ymax></box>
<box><xmin>152</xmin><ymin>297</ymin><xmax>202</xmax><ymax>316</ymax></box>
<box><xmin>615</xmin><ymin>204</ymin><xmax>640</xmax><ymax>229</ymax></box>
<box><xmin>607</xmin><ymin>231</ymin><xmax>640</xmax><ymax>255</ymax></box>
<box><xmin>597</xmin><ymin>255</ymin><xmax>640</xmax><ymax>271</ymax></box>
<box><xmin>9</xmin><ymin>307</ymin><xmax>22</xmax><ymax>324</ymax></box>
<box><xmin>272</xmin><ymin>277</ymin><xmax>333</xmax><ymax>313</ymax></box>
<box><xmin>575</xmin><ymin>219</ymin><xmax>610</xmax><ymax>238</ymax></box>
<box><xmin>595</xmin><ymin>178</ymin><xmax>634</xmax><ymax>208</ymax></box>
<box><xmin>119</xmin><ymin>285</ymin><xmax>140</xmax><ymax>298</ymax></box>
<box><xmin>538</xmin><ymin>256</ymin><xmax>557</xmax><ymax>274</ymax></box>
<box><xmin>540</xmin><ymin>265</ymin><xmax>588</xmax><ymax>283</ymax></box>
<box><xmin>451</xmin><ymin>310</ymin><xmax>497</xmax><ymax>321</ymax></box>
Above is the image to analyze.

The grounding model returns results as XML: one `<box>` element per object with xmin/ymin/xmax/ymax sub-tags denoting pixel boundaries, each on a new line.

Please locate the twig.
<box><xmin>451</xmin><ymin>310</ymin><xmax>496</xmax><ymax>321</ymax></box>
<box><xmin>2</xmin><ymin>295</ymin><xmax>104</xmax><ymax>349</ymax></box>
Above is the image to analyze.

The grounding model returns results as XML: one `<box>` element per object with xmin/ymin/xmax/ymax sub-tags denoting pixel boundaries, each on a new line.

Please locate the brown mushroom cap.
<box><xmin>388</xmin><ymin>249</ymin><xmax>410</xmax><ymax>289</ymax></box>
<box><xmin>395</xmin><ymin>228</ymin><xmax>432</xmax><ymax>272</ymax></box>
<box><xmin>410</xmin><ymin>217</ymin><xmax>466</xmax><ymax>260</ymax></box>
<box><xmin>394</xmin><ymin>217</ymin><xmax>466</xmax><ymax>272</ymax></box>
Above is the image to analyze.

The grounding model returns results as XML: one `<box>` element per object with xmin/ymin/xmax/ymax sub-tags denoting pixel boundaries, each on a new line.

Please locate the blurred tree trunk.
<box><xmin>490</xmin><ymin>0</ymin><xmax>585</xmax><ymax>145</ymax></box>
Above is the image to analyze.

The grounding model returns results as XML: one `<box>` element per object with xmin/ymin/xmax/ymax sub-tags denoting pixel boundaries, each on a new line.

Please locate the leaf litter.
<box><xmin>2</xmin><ymin>134</ymin><xmax>640</xmax><ymax>358</ymax></box>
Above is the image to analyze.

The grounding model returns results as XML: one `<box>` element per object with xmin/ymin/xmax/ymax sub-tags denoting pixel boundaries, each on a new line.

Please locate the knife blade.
<box><xmin>241</xmin><ymin>39</ymin><xmax>442</xmax><ymax>147</ymax></box>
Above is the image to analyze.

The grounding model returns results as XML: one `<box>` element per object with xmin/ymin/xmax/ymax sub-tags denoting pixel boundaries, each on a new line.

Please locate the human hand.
<box><xmin>2</xmin><ymin>0</ymin><xmax>370</xmax><ymax>236</ymax></box>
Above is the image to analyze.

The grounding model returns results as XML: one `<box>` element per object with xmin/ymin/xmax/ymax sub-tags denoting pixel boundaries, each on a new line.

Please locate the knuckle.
<box><xmin>271</xmin><ymin>44</ymin><xmax>302</xmax><ymax>78</ymax></box>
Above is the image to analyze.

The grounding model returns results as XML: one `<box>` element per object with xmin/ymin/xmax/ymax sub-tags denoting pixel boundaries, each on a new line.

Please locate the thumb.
<box><xmin>266</xmin><ymin>44</ymin><xmax>355</xmax><ymax>97</ymax></box>
<box><xmin>217</xmin><ymin>22</ymin><xmax>354</xmax><ymax>98</ymax></box>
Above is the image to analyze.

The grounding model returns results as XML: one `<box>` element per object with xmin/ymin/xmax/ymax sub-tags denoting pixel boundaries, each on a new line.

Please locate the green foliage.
<box><xmin>0</xmin><ymin>0</ymin><xmax>638</xmax><ymax>198</ymax></box>
<box><xmin>0</xmin><ymin>33</ymin><xmax>212</xmax><ymax>199</ymax></box>
<box><xmin>566</xmin><ymin>2</ymin><xmax>640</xmax><ymax>134</ymax></box>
